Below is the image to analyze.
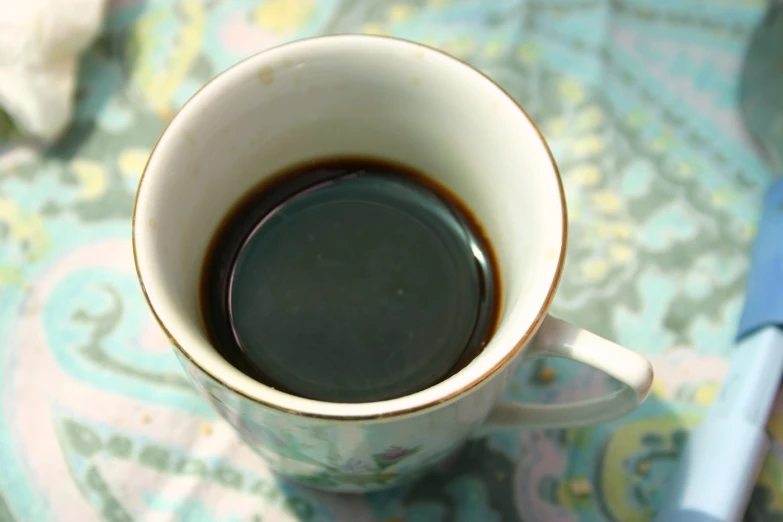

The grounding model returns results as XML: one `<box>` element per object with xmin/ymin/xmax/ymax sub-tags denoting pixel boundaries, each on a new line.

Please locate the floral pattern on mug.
<box><xmin>288</xmin><ymin>446</ymin><xmax>421</xmax><ymax>489</ymax></box>
<box><xmin>373</xmin><ymin>446</ymin><xmax>419</xmax><ymax>469</ymax></box>
<box><xmin>173</xmin><ymin>346</ymin><xmax>501</xmax><ymax>492</ymax></box>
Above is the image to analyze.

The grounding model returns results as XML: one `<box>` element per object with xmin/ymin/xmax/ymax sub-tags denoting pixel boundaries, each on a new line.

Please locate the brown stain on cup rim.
<box><xmin>257</xmin><ymin>66</ymin><xmax>275</xmax><ymax>86</ymax></box>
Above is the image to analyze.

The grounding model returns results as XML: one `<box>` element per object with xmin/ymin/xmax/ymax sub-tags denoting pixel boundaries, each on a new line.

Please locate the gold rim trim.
<box><xmin>132</xmin><ymin>34</ymin><xmax>568</xmax><ymax>422</ymax></box>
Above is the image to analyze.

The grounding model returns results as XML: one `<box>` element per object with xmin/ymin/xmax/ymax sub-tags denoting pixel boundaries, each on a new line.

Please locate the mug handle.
<box><xmin>481</xmin><ymin>315</ymin><xmax>654</xmax><ymax>431</ymax></box>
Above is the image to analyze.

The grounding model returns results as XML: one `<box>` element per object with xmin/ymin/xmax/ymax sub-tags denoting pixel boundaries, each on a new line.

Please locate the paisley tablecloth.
<box><xmin>1</xmin><ymin>0</ymin><xmax>781</xmax><ymax>520</ymax></box>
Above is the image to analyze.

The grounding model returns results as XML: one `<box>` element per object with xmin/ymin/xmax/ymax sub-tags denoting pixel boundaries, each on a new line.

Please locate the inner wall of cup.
<box><xmin>135</xmin><ymin>37</ymin><xmax>563</xmax><ymax>392</ymax></box>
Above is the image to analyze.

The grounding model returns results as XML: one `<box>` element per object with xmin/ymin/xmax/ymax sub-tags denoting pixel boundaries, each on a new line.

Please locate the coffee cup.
<box><xmin>133</xmin><ymin>35</ymin><xmax>653</xmax><ymax>492</ymax></box>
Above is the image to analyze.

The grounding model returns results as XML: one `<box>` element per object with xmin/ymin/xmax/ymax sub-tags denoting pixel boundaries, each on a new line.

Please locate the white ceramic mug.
<box><xmin>133</xmin><ymin>35</ymin><xmax>653</xmax><ymax>492</ymax></box>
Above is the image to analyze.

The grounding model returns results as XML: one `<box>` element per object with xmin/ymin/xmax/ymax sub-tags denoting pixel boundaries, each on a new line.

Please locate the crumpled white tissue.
<box><xmin>0</xmin><ymin>0</ymin><xmax>106</xmax><ymax>142</ymax></box>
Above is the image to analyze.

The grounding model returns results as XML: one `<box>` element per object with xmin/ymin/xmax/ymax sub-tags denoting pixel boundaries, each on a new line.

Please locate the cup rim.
<box><xmin>132</xmin><ymin>34</ymin><xmax>567</xmax><ymax>421</ymax></box>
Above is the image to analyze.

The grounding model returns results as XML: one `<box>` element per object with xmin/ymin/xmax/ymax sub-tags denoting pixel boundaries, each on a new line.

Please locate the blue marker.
<box><xmin>655</xmin><ymin>179</ymin><xmax>783</xmax><ymax>522</ymax></box>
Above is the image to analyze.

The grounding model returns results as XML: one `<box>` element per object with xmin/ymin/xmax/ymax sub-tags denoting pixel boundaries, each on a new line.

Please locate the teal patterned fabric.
<box><xmin>0</xmin><ymin>0</ymin><xmax>781</xmax><ymax>520</ymax></box>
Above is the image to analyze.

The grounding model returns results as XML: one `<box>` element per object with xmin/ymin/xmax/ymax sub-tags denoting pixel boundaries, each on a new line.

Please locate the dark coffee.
<box><xmin>200</xmin><ymin>157</ymin><xmax>500</xmax><ymax>403</ymax></box>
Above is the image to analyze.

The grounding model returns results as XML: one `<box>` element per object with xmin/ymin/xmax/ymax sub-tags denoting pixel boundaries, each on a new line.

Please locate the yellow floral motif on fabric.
<box><xmin>441</xmin><ymin>39</ymin><xmax>476</xmax><ymax>57</ymax></box>
<box><xmin>741</xmin><ymin>222</ymin><xmax>757</xmax><ymax>241</ymax></box>
<box><xmin>710</xmin><ymin>189</ymin><xmax>734</xmax><ymax>208</ymax></box>
<box><xmin>677</xmin><ymin>161</ymin><xmax>693</xmax><ymax>177</ymax></box>
<box><xmin>577</xmin><ymin>105</ymin><xmax>604</xmax><ymax>129</ymax></box>
<box><xmin>581</xmin><ymin>259</ymin><xmax>609</xmax><ymax>281</ymax></box>
<box><xmin>568</xmin><ymin>165</ymin><xmax>602</xmax><ymax>186</ymax></box>
<box><xmin>0</xmin><ymin>266</ymin><xmax>23</xmax><ymax>286</ymax></box>
<box><xmin>559</xmin><ymin>78</ymin><xmax>586</xmax><ymax>104</ymax></box>
<box><xmin>757</xmin><ymin>457</ymin><xmax>783</xmax><ymax>512</ymax></box>
<box><xmin>362</xmin><ymin>23</ymin><xmax>389</xmax><ymax>36</ymax></box>
<box><xmin>546</xmin><ymin>116</ymin><xmax>567</xmax><ymax>138</ymax></box>
<box><xmin>599</xmin><ymin>413</ymin><xmax>701</xmax><ymax>522</ymax></box>
<box><xmin>118</xmin><ymin>149</ymin><xmax>151</xmax><ymax>182</ymax></box>
<box><xmin>768</xmin><ymin>413</ymin><xmax>783</xmax><ymax>445</ymax></box>
<box><xmin>387</xmin><ymin>3</ymin><xmax>417</xmax><ymax>22</ymax></box>
<box><xmin>254</xmin><ymin>0</ymin><xmax>316</xmax><ymax>34</ymax></box>
<box><xmin>0</xmin><ymin>199</ymin><xmax>48</xmax><ymax>262</ymax></box>
<box><xmin>572</xmin><ymin>135</ymin><xmax>605</xmax><ymax>156</ymax></box>
<box><xmin>131</xmin><ymin>0</ymin><xmax>204</xmax><ymax>117</ymax></box>
<box><xmin>610</xmin><ymin>244</ymin><xmax>633</xmax><ymax>263</ymax></box>
<box><xmin>483</xmin><ymin>40</ymin><xmax>504</xmax><ymax>58</ymax></box>
<box><xmin>693</xmin><ymin>382</ymin><xmax>720</xmax><ymax>406</ymax></box>
<box><xmin>591</xmin><ymin>190</ymin><xmax>623</xmax><ymax>213</ymax></box>
<box><xmin>625</xmin><ymin>110</ymin><xmax>648</xmax><ymax>127</ymax></box>
<box><xmin>71</xmin><ymin>159</ymin><xmax>107</xmax><ymax>200</ymax></box>
<box><xmin>516</xmin><ymin>42</ymin><xmax>540</xmax><ymax>64</ymax></box>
